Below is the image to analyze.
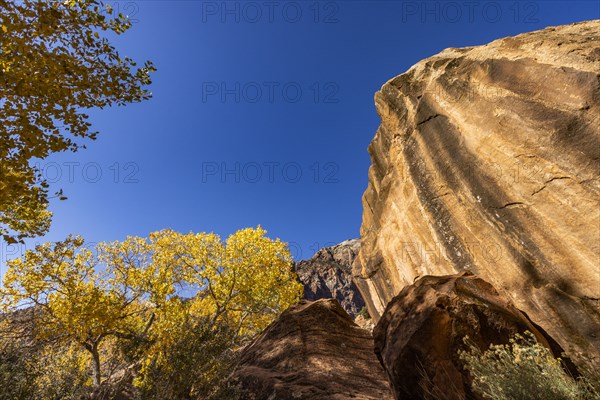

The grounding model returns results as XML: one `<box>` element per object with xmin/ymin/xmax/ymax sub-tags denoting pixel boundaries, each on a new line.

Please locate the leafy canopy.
<box><xmin>0</xmin><ymin>226</ymin><xmax>303</xmax><ymax>389</ymax></box>
<box><xmin>0</xmin><ymin>0</ymin><xmax>155</xmax><ymax>243</ymax></box>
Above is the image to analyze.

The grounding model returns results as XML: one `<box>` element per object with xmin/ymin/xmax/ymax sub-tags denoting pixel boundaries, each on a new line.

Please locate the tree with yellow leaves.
<box><xmin>0</xmin><ymin>0</ymin><xmax>155</xmax><ymax>244</ymax></box>
<box><xmin>0</xmin><ymin>226</ymin><xmax>303</xmax><ymax>392</ymax></box>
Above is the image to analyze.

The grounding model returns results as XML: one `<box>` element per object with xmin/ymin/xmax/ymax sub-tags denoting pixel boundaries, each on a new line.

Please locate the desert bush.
<box><xmin>33</xmin><ymin>343</ymin><xmax>94</xmax><ymax>400</ymax></box>
<box><xmin>0</xmin><ymin>310</ymin><xmax>91</xmax><ymax>400</ymax></box>
<box><xmin>0</xmin><ymin>329</ymin><xmax>92</xmax><ymax>400</ymax></box>
<box><xmin>358</xmin><ymin>306</ymin><xmax>370</xmax><ymax>320</ymax></box>
<box><xmin>0</xmin><ymin>327</ymin><xmax>38</xmax><ymax>400</ymax></box>
<box><xmin>459</xmin><ymin>331</ymin><xmax>599</xmax><ymax>400</ymax></box>
<box><xmin>135</xmin><ymin>315</ymin><xmax>241</xmax><ymax>400</ymax></box>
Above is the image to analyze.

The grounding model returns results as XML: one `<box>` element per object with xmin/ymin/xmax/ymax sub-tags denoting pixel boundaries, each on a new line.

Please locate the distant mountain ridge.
<box><xmin>293</xmin><ymin>239</ymin><xmax>366</xmax><ymax>318</ymax></box>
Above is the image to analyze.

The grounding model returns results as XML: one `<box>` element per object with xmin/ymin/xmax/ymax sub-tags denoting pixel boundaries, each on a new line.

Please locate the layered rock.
<box><xmin>233</xmin><ymin>299</ymin><xmax>393</xmax><ymax>400</ymax></box>
<box><xmin>354</xmin><ymin>20</ymin><xmax>600</xmax><ymax>369</ymax></box>
<box><xmin>295</xmin><ymin>239</ymin><xmax>366</xmax><ymax>318</ymax></box>
<box><xmin>374</xmin><ymin>272</ymin><xmax>572</xmax><ymax>400</ymax></box>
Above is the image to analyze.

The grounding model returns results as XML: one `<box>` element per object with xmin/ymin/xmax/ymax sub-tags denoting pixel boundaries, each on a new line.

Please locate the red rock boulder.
<box><xmin>374</xmin><ymin>271</ymin><xmax>570</xmax><ymax>400</ymax></box>
<box><xmin>234</xmin><ymin>299</ymin><xmax>393</xmax><ymax>400</ymax></box>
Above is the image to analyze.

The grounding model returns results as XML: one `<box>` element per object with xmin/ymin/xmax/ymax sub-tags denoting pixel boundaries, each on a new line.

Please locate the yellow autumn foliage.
<box><xmin>0</xmin><ymin>226</ymin><xmax>303</xmax><ymax>390</ymax></box>
<box><xmin>0</xmin><ymin>0</ymin><xmax>155</xmax><ymax>244</ymax></box>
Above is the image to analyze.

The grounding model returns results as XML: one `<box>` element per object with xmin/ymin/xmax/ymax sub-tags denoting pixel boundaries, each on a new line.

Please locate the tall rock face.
<box><xmin>295</xmin><ymin>239</ymin><xmax>366</xmax><ymax>318</ymax></box>
<box><xmin>232</xmin><ymin>299</ymin><xmax>393</xmax><ymax>400</ymax></box>
<box><xmin>353</xmin><ymin>20</ymin><xmax>600</xmax><ymax>370</ymax></box>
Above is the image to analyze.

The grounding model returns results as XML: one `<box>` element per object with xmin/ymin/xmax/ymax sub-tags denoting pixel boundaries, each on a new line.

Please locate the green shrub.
<box><xmin>0</xmin><ymin>332</ymin><xmax>38</xmax><ymax>400</ymax></box>
<box><xmin>358</xmin><ymin>306</ymin><xmax>370</xmax><ymax>320</ymax></box>
<box><xmin>0</xmin><ymin>331</ymin><xmax>92</xmax><ymax>400</ymax></box>
<box><xmin>459</xmin><ymin>331</ymin><xmax>599</xmax><ymax>400</ymax></box>
<box><xmin>135</xmin><ymin>316</ymin><xmax>240</xmax><ymax>400</ymax></box>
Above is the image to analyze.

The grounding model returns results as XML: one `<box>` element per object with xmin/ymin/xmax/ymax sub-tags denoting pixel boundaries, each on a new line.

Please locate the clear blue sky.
<box><xmin>1</xmin><ymin>1</ymin><xmax>598</xmax><ymax>275</ymax></box>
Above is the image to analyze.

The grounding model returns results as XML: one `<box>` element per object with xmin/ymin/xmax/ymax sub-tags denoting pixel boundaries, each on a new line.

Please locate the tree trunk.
<box><xmin>91</xmin><ymin>344</ymin><xmax>102</xmax><ymax>387</ymax></box>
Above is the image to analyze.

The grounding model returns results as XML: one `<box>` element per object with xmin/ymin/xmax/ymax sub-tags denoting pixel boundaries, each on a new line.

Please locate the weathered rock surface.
<box><xmin>295</xmin><ymin>239</ymin><xmax>366</xmax><ymax>318</ymax></box>
<box><xmin>374</xmin><ymin>272</ymin><xmax>571</xmax><ymax>400</ymax></box>
<box><xmin>354</xmin><ymin>20</ymin><xmax>600</xmax><ymax>369</ymax></box>
<box><xmin>233</xmin><ymin>299</ymin><xmax>393</xmax><ymax>400</ymax></box>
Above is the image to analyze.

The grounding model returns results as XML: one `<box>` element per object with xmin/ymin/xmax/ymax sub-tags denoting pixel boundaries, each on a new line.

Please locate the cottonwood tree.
<box><xmin>0</xmin><ymin>0</ymin><xmax>155</xmax><ymax>244</ymax></box>
<box><xmin>1</xmin><ymin>227</ymin><xmax>303</xmax><ymax>391</ymax></box>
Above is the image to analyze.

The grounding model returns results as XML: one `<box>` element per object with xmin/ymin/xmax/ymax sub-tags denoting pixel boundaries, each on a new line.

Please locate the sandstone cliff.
<box><xmin>295</xmin><ymin>239</ymin><xmax>366</xmax><ymax>318</ymax></box>
<box><xmin>353</xmin><ymin>20</ymin><xmax>600</xmax><ymax>369</ymax></box>
<box><xmin>233</xmin><ymin>299</ymin><xmax>393</xmax><ymax>400</ymax></box>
